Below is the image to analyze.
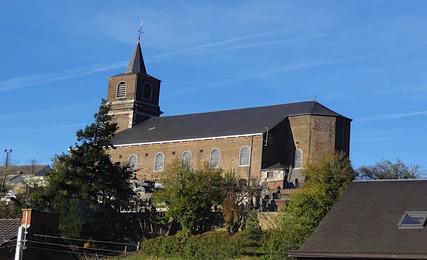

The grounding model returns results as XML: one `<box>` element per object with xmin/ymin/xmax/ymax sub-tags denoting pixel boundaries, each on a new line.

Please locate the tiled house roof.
<box><xmin>0</xmin><ymin>218</ymin><xmax>20</xmax><ymax>246</ymax></box>
<box><xmin>291</xmin><ymin>179</ymin><xmax>427</xmax><ymax>259</ymax></box>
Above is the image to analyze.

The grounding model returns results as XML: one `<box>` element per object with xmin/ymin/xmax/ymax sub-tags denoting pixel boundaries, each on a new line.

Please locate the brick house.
<box><xmin>107</xmin><ymin>41</ymin><xmax>351</xmax><ymax>194</ymax></box>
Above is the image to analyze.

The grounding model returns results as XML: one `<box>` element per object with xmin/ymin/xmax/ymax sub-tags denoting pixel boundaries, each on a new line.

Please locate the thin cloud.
<box><xmin>0</xmin><ymin>61</ymin><xmax>127</xmax><ymax>92</ymax></box>
<box><xmin>152</xmin><ymin>29</ymin><xmax>287</xmax><ymax>59</ymax></box>
<box><xmin>0</xmin><ymin>30</ymin><xmax>323</xmax><ymax>93</ymax></box>
<box><xmin>357</xmin><ymin>111</ymin><xmax>427</xmax><ymax>122</ymax></box>
<box><xmin>200</xmin><ymin>34</ymin><xmax>327</xmax><ymax>54</ymax></box>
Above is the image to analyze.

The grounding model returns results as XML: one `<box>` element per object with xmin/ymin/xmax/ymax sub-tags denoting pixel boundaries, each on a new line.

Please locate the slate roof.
<box><xmin>291</xmin><ymin>180</ymin><xmax>427</xmax><ymax>259</ymax></box>
<box><xmin>0</xmin><ymin>165</ymin><xmax>50</xmax><ymax>184</ymax></box>
<box><xmin>125</xmin><ymin>42</ymin><xmax>146</xmax><ymax>74</ymax></box>
<box><xmin>113</xmin><ymin>101</ymin><xmax>349</xmax><ymax>146</ymax></box>
<box><xmin>112</xmin><ymin>42</ymin><xmax>152</xmax><ymax>78</ymax></box>
<box><xmin>0</xmin><ymin>218</ymin><xmax>20</xmax><ymax>246</ymax></box>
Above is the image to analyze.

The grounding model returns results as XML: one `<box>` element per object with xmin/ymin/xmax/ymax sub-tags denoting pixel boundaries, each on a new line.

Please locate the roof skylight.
<box><xmin>398</xmin><ymin>211</ymin><xmax>427</xmax><ymax>229</ymax></box>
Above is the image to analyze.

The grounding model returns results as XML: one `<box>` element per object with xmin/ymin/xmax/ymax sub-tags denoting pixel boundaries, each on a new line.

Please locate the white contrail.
<box><xmin>0</xmin><ymin>61</ymin><xmax>127</xmax><ymax>92</ymax></box>
<box><xmin>357</xmin><ymin>111</ymin><xmax>427</xmax><ymax>122</ymax></box>
<box><xmin>152</xmin><ymin>28</ymin><xmax>287</xmax><ymax>59</ymax></box>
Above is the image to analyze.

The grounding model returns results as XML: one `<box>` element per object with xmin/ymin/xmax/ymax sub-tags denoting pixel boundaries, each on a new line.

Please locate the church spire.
<box><xmin>125</xmin><ymin>22</ymin><xmax>147</xmax><ymax>74</ymax></box>
<box><xmin>125</xmin><ymin>42</ymin><xmax>147</xmax><ymax>74</ymax></box>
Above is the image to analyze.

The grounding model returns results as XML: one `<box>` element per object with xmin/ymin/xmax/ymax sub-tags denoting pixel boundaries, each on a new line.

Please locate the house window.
<box><xmin>154</xmin><ymin>153</ymin><xmax>164</xmax><ymax>172</ymax></box>
<box><xmin>209</xmin><ymin>149</ymin><xmax>220</xmax><ymax>168</ymax></box>
<box><xmin>143</xmin><ymin>82</ymin><xmax>152</xmax><ymax>100</ymax></box>
<box><xmin>128</xmin><ymin>154</ymin><xmax>138</xmax><ymax>172</ymax></box>
<box><xmin>294</xmin><ymin>149</ymin><xmax>303</xmax><ymax>169</ymax></box>
<box><xmin>239</xmin><ymin>146</ymin><xmax>251</xmax><ymax>166</ymax></box>
<box><xmin>182</xmin><ymin>150</ymin><xmax>192</xmax><ymax>169</ymax></box>
<box><xmin>398</xmin><ymin>211</ymin><xmax>427</xmax><ymax>229</ymax></box>
<box><xmin>267</xmin><ymin>171</ymin><xmax>274</xmax><ymax>178</ymax></box>
<box><xmin>116</xmin><ymin>82</ymin><xmax>127</xmax><ymax>98</ymax></box>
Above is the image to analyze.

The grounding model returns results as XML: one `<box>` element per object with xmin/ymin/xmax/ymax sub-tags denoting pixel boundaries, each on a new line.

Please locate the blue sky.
<box><xmin>1</xmin><ymin>1</ymin><xmax>427</xmax><ymax>171</ymax></box>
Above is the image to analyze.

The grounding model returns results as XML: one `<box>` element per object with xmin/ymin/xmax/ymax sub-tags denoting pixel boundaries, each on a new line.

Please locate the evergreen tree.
<box><xmin>34</xmin><ymin>100</ymin><xmax>135</xmax><ymax>240</ymax></box>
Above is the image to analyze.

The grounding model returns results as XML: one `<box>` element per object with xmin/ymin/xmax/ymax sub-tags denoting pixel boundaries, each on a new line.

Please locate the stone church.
<box><xmin>107</xmin><ymin>41</ymin><xmax>351</xmax><ymax>192</ymax></box>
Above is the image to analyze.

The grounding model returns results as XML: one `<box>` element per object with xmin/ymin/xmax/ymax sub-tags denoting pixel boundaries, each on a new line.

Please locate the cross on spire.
<box><xmin>137</xmin><ymin>21</ymin><xmax>144</xmax><ymax>43</ymax></box>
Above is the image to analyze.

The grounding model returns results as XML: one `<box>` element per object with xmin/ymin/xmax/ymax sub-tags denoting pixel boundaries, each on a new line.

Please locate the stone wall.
<box><xmin>109</xmin><ymin>135</ymin><xmax>264</xmax><ymax>181</ymax></box>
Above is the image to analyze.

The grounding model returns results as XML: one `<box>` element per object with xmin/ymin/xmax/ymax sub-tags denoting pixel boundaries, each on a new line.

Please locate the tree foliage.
<box><xmin>264</xmin><ymin>152</ymin><xmax>355</xmax><ymax>259</ymax></box>
<box><xmin>357</xmin><ymin>159</ymin><xmax>423</xmax><ymax>180</ymax></box>
<box><xmin>153</xmin><ymin>162</ymin><xmax>225</xmax><ymax>236</ymax></box>
<box><xmin>33</xmin><ymin>100</ymin><xmax>135</xmax><ymax>240</ymax></box>
<box><xmin>222</xmin><ymin>174</ymin><xmax>261</xmax><ymax>234</ymax></box>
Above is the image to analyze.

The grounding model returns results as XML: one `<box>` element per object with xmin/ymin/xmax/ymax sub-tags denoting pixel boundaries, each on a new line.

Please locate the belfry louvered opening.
<box><xmin>116</xmin><ymin>82</ymin><xmax>127</xmax><ymax>98</ymax></box>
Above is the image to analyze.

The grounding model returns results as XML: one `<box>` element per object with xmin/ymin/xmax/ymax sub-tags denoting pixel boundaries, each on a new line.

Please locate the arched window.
<box><xmin>154</xmin><ymin>153</ymin><xmax>164</xmax><ymax>172</ymax></box>
<box><xmin>143</xmin><ymin>82</ymin><xmax>152</xmax><ymax>100</ymax></box>
<box><xmin>294</xmin><ymin>149</ymin><xmax>303</xmax><ymax>169</ymax></box>
<box><xmin>116</xmin><ymin>82</ymin><xmax>127</xmax><ymax>98</ymax></box>
<box><xmin>182</xmin><ymin>150</ymin><xmax>192</xmax><ymax>169</ymax></box>
<box><xmin>239</xmin><ymin>146</ymin><xmax>251</xmax><ymax>166</ymax></box>
<box><xmin>210</xmin><ymin>149</ymin><xmax>220</xmax><ymax>168</ymax></box>
<box><xmin>129</xmin><ymin>154</ymin><xmax>138</xmax><ymax>172</ymax></box>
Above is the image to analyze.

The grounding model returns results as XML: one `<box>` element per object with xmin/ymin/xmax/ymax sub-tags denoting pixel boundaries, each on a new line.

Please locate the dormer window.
<box><xmin>143</xmin><ymin>82</ymin><xmax>152</xmax><ymax>100</ymax></box>
<box><xmin>398</xmin><ymin>211</ymin><xmax>427</xmax><ymax>229</ymax></box>
<box><xmin>117</xmin><ymin>82</ymin><xmax>127</xmax><ymax>98</ymax></box>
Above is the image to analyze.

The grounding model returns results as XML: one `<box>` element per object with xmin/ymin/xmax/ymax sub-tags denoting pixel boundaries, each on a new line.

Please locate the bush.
<box><xmin>139</xmin><ymin>231</ymin><xmax>247</xmax><ymax>259</ymax></box>
<box><xmin>241</xmin><ymin>210</ymin><xmax>263</xmax><ymax>243</ymax></box>
<box><xmin>140</xmin><ymin>236</ymin><xmax>181</xmax><ymax>257</ymax></box>
<box><xmin>180</xmin><ymin>233</ymin><xmax>245</xmax><ymax>260</ymax></box>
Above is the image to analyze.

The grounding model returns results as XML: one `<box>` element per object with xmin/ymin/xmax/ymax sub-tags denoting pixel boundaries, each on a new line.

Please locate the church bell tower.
<box><xmin>107</xmin><ymin>37</ymin><xmax>162</xmax><ymax>132</ymax></box>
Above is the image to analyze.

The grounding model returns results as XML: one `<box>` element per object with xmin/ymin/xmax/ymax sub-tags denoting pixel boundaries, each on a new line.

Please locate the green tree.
<box><xmin>222</xmin><ymin>174</ymin><xmax>261</xmax><ymax>234</ymax></box>
<box><xmin>357</xmin><ymin>159</ymin><xmax>424</xmax><ymax>179</ymax></box>
<box><xmin>153</xmin><ymin>162</ymin><xmax>225</xmax><ymax>236</ymax></box>
<box><xmin>264</xmin><ymin>152</ymin><xmax>355</xmax><ymax>259</ymax></box>
<box><xmin>34</xmin><ymin>100</ymin><xmax>135</xmax><ymax>240</ymax></box>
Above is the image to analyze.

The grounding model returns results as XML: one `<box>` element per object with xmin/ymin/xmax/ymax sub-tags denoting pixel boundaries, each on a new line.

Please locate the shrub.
<box><xmin>180</xmin><ymin>233</ymin><xmax>245</xmax><ymax>260</ymax></box>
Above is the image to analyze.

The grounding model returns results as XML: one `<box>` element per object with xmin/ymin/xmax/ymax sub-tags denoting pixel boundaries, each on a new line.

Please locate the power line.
<box><xmin>27</xmin><ymin>239</ymin><xmax>135</xmax><ymax>254</ymax></box>
<box><xmin>25</xmin><ymin>245</ymin><xmax>122</xmax><ymax>258</ymax></box>
<box><xmin>33</xmin><ymin>233</ymin><xmax>138</xmax><ymax>246</ymax></box>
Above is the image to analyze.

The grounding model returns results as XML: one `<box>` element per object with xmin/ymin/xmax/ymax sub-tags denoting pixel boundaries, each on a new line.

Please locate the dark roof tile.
<box><xmin>113</xmin><ymin>101</ymin><xmax>349</xmax><ymax>145</ymax></box>
<box><xmin>0</xmin><ymin>218</ymin><xmax>20</xmax><ymax>245</ymax></box>
<box><xmin>293</xmin><ymin>180</ymin><xmax>427</xmax><ymax>258</ymax></box>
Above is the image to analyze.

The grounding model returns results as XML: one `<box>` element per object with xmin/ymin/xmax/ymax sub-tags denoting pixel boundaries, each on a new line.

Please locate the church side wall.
<box><xmin>261</xmin><ymin>119</ymin><xmax>295</xmax><ymax>168</ymax></box>
<box><xmin>109</xmin><ymin>135</ymin><xmax>264</xmax><ymax>182</ymax></box>
<box><xmin>288</xmin><ymin>115</ymin><xmax>311</xmax><ymax>168</ymax></box>
<box><xmin>335</xmin><ymin>117</ymin><xmax>351</xmax><ymax>155</ymax></box>
<box><xmin>308</xmin><ymin>115</ymin><xmax>337</xmax><ymax>165</ymax></box>
<box><xmin>288</xmin><ymin>115</ymin><xmax>338</xmax><ymax>168</ymax></box>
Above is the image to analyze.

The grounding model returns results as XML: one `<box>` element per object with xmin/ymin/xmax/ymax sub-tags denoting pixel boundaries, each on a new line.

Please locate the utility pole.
<box><xmin>1</xmin><ymin>149</ymin><xmax>12</xmax><ymax>193</ymax></box>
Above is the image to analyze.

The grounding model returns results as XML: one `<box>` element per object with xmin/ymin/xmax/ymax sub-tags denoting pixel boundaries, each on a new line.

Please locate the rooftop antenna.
<box><xmin>314</xmin><ymin>94</ymin><xmax>317</xmax><ymax>101</ymax></box>
<box><xmin>137</xmin><ymin>20</ymin><xmax>144</xmax><ymax>43</ymax></box>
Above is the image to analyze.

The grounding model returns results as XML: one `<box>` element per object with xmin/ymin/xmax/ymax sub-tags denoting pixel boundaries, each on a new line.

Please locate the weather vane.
<box><xmin>137</xmin><ymin>21</ymin><xmax>144</xmax><ymax>43</ymax></box>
